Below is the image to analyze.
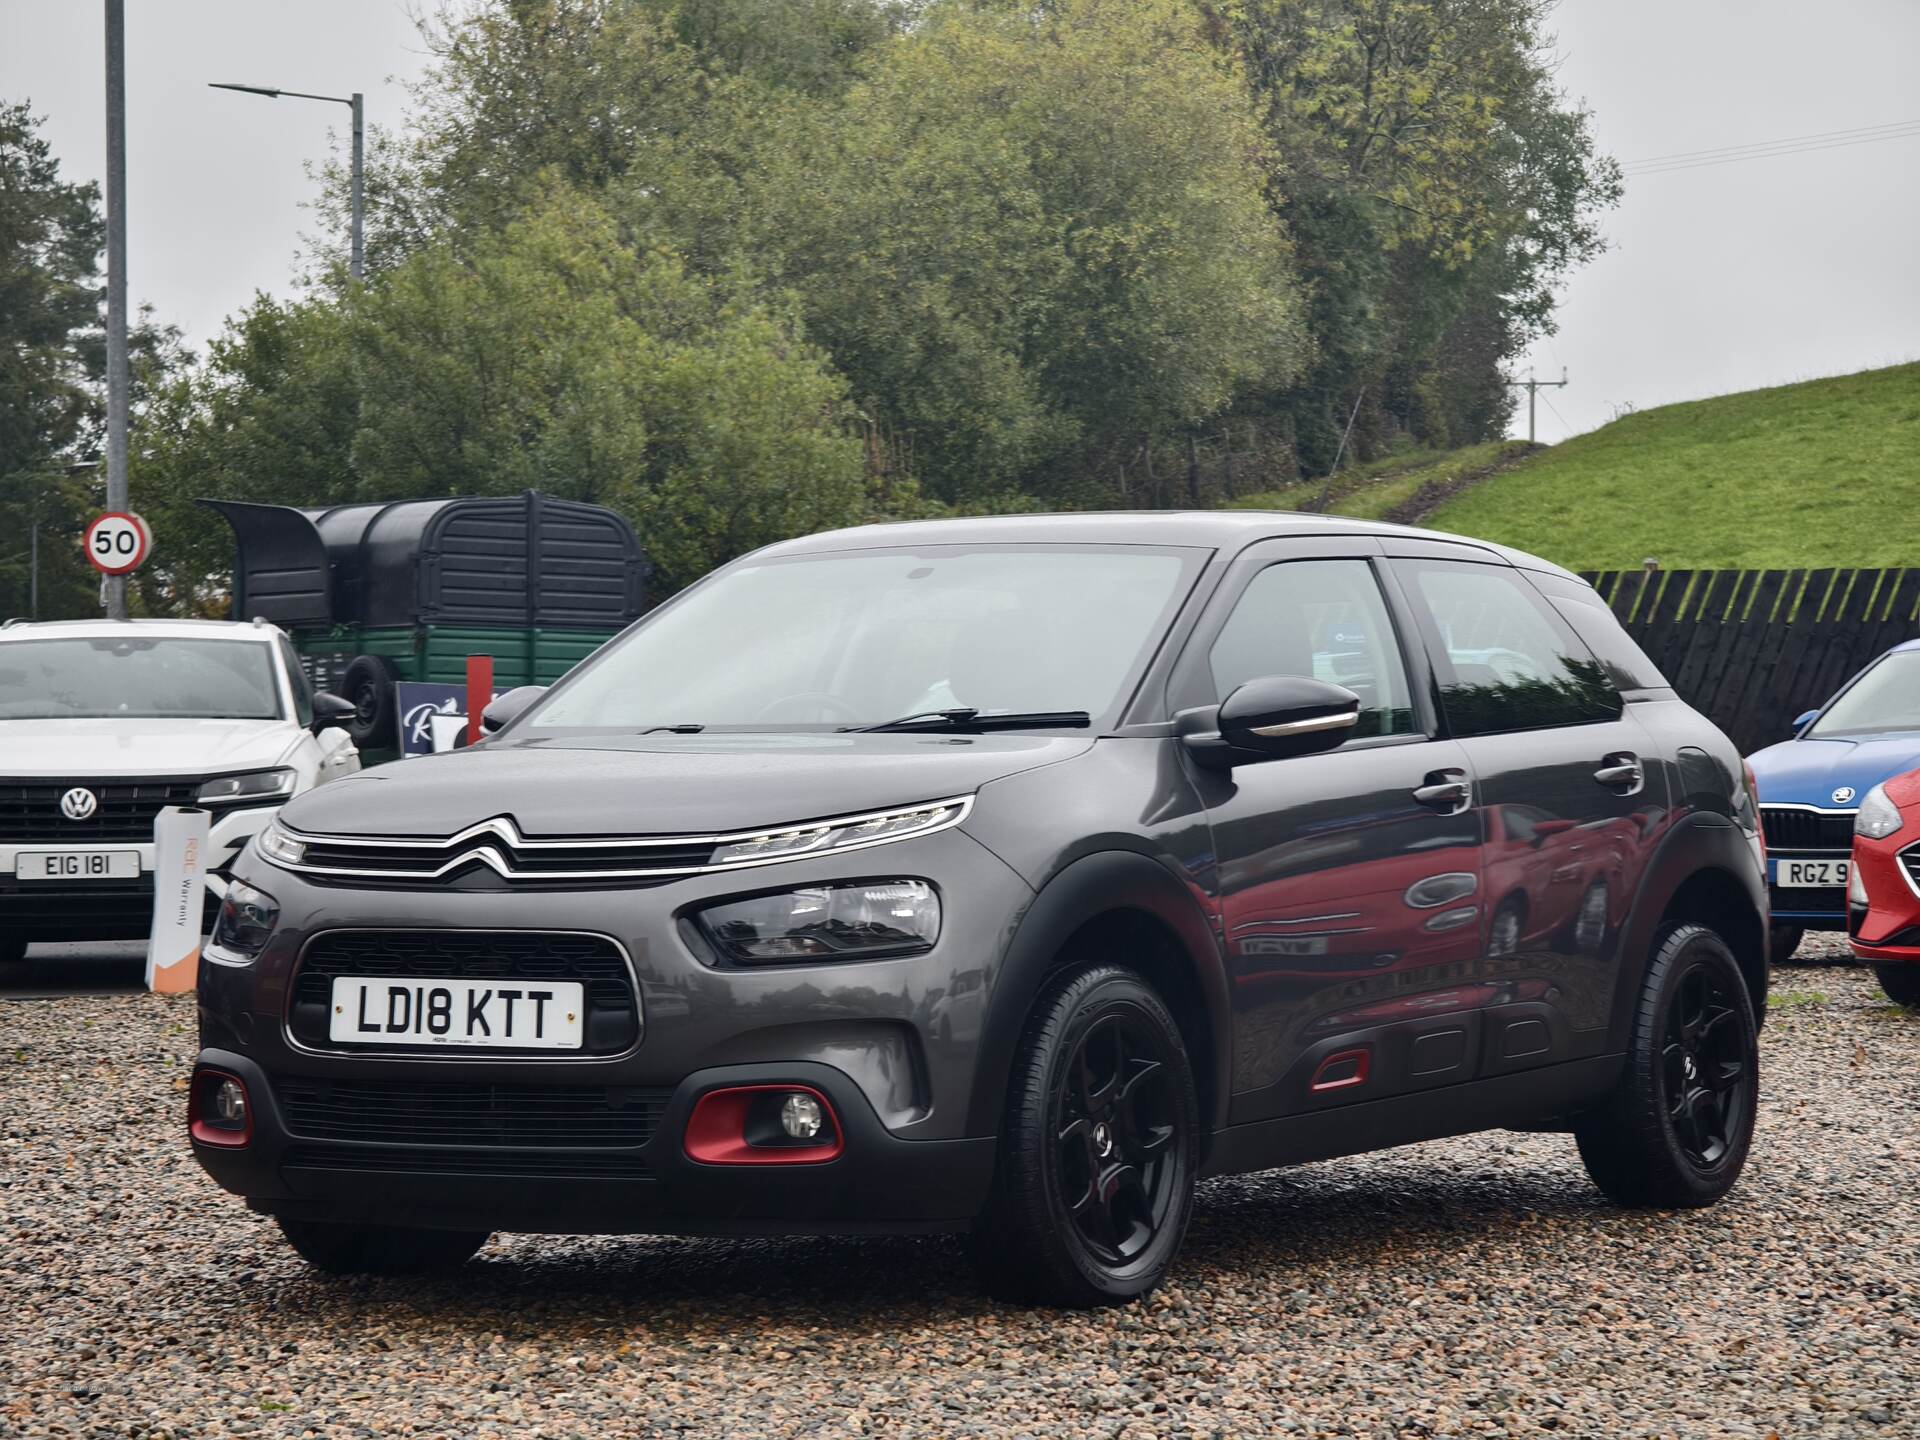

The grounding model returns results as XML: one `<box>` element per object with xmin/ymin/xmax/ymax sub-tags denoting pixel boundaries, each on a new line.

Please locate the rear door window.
<box><xmin>1396</xmin><ymin>559</ymin><xmax>1622</xmax><ymax>736</ymax></box>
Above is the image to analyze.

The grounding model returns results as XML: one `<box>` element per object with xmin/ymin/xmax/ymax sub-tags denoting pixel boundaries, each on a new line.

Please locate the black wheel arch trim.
<box><xmin>965</xmin><ymin>849</ymin><xmax>1231</xmax><ymax>1143</ymax></box>
<box><xmin>1606</xmin><ymin>814</ymin><xmax>1768</xmax><ymax>1048</ymax></box>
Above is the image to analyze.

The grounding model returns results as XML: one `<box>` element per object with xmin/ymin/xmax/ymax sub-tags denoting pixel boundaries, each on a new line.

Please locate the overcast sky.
<box><xmin>4</xmin><ymin>0</ymin><xmax>1917</xmax><ymax>441</ymax></box>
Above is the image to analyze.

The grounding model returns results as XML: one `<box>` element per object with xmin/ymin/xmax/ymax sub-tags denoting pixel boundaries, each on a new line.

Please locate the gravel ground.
<box><xmin>3</xmin><ymin>932</ymin><xmax>1915</xmax><ymax>1440</ymax></box>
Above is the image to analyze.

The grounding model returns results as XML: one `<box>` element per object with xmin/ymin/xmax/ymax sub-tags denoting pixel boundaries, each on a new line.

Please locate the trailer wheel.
<box><xmin>339</xmin><ymin>655</ymin><xmax>400</xmax><ymax>748</ymax></box>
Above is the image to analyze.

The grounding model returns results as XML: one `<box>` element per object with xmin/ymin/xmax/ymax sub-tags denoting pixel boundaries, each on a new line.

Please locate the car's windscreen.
<box><xmin>1808</xmin><ymin>651</ymin><xmax>1920</xmax><ymax>737</ymax></box>
<box><xmin>0</xmin><ymin>638</ymin><xmax>283</xmax><ymax>721</ymax></box>
<box><xmin>530</xmin><ymin>545</ymin><xmax>1202</xmax><ymax>730</ymax></box>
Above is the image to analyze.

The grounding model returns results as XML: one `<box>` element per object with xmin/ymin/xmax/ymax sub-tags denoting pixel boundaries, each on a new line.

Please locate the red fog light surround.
<box><xmin>684</xmin><ymin>1085</ymin><xmax>844</xmax><ymax>1165</ymax></box>
<box><xmin>188</xmin><ymin>1069</ymin><xmax>253</xmax><ymax>1149</ymax></box>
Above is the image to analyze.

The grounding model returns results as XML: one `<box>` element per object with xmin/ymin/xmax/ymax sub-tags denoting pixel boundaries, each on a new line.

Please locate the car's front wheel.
<box><xmin>974</xmin><ymin>964</ymin><xmax>1199</xmax><ymax>1307</ymax></box>
<box><xmin>0</xmin><ymin>932</ymin><xmax>27</xmax><ymax>965</ymax></box>
<box><xmin>1875</xmin><ymin>962</ymin><xmax>1920</xmax><ymax>1009</ymax></box>
<box><xmin>275</xmin><ymin>1217</ymin><xmax>490</xmax><ymax>1275</ymax></box>
<box><xmin>1574</xmin><ymin>923</ymin><xmax>1759</xmax><ymax>1208</ymax></box>
<box><xmin>1769</xmin><ymin>925</ymin><xmax>1804</xmax><ymax>965</ymax></box>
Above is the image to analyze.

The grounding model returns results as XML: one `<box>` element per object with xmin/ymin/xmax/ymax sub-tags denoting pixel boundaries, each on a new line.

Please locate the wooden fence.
<box><xmin>1579</xmin><ymin>567</ymin><xmax>1920</xmax><ymax>755</ymax></box>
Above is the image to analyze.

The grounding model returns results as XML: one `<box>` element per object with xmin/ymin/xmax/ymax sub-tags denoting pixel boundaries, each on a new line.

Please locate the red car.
<box><xmin>1847</xmin><ymin>768</ymin><xmax>1920</xmax><ymax>1007</ymax></box>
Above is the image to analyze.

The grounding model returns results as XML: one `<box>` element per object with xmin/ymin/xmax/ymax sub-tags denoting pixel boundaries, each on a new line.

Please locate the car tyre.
<box><xmin>1489</xmin><ymin>896</ymin><xmax>1526</xmax><ymax>958</ymax></box>
<box><xmin>339</xmin><ymin>654</ymin><xmax>401</xmax><ymax>749</ymax></box>
<box><xmin>1874</xmin><ymin>963</ymin><xmax>1920</xmax><ymax>1009</ymax></box>
<box><xmin>1574</xmin><ymin>923</ymin><xmax>1759</xmax><ymax>1208</ymax></box>
<box><xmin>0</xmin><ymin>932</ymin><xmax>27</xmax><ymax>965</ymax></box>
<box><xmin>276</xmin><ymin>1217</ymin><xmax>490</xmax><ymax>1275</ymax></box>
<box><xmin>973</xmin><ymin>964</ymin><xmax>1198</xmax><ymax>1308</ymax></box>
<box><xmin>1768</xmin><ymin>925</ymin><xmax>1804</xmax><ymax>966</ymax></box>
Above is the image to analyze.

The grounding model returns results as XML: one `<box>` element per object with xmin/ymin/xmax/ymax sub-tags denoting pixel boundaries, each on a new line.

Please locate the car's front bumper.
<box><xmin>189</xmin><ymin>826</ymin><xmax>1030</xmax><ymax>1232</ymax></box>
<box><xmin>1848</xmin><ymin>830</ymin><xmax>1920</xmax><ymax>962</ymax></box>
<box><xmin>191</xmin><ymin>1048</ymin><xmax>995</xmax><ymax>1234</ymax></box>
<box><xmin>0</xmin><ymin>805</ymin><xmax>278</xmax><ymax>941</ymax></box>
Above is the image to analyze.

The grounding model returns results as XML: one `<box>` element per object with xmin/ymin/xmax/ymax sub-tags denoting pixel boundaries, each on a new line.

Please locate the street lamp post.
<box><xmin>208</xmin><ymin>82</ymin><xmax>364</xmax><ymax>279</ymax></box>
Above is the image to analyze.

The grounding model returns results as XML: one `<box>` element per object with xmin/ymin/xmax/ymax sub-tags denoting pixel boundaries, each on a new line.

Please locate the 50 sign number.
<box><xmin>84</xmin><ymin>512</ymin><xmax>152</xmax><ymax>576</ymax></box>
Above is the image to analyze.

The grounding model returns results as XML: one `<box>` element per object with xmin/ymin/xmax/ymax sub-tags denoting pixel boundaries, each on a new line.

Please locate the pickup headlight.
<box><xmin>695</xmin><ymin>880</ymin><xmax>940</xmax><ymax>965</ymax></box>
<box><xmin>209</xmin><ymin>878</ymin><xmax>279</xmax><ymax>962</ymax></box>
<box><xmin>1855</xmin><ymin>783</ymin><xmax>1903</xmax><ymax>841</ymax></box>
<box><xmin>198</xmin><ymin>769</ymin><xmax>297</xmax><ymax>806</ymax></box>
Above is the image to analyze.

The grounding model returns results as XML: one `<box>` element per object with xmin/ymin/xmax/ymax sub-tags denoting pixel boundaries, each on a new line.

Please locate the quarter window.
<box><xmin>1402</xmin><ymin>560</ymin><xmax>1621</xmax><ymax>735</ymax></box>
<box><xmin>1208</xmin><ymin>560</ymin><xmax>1415</xmax><ymax>739</ymax></box>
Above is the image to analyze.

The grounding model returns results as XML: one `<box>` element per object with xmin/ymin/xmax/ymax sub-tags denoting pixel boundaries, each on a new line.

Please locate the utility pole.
<box><xmin>1509</xmin><ymin>369</ymin><xmax>1568</xmax><ymax>445</ymax></box>
<box><xmin>209</xmin><ymin>83</ymin><xmax>365</xmax><ymax>279</ymax></box>
<box><xmin>103</xmin><ymin>0</ymin><xmax>130</xmax><ymax>620</ymax></box>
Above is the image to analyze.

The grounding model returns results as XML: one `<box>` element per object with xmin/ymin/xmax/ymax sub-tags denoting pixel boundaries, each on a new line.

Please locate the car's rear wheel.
<box><xmin>1575</xmin><ymin>923</ymin><xmax>1759</xmax><ymax>1208</ymax></box>
<box><xmin>1768</xmin><ymin>925</ymin><xmax>1804</xmax><ymax>965</ymax></box>
<box><xmin>276</xmin><ymin>1217</ymin><xmax>490</xmax><ymax>1275</ymax></box>
<box><xmin>973</xmin><ymin>964</ymin><xmax>1198</xmax><ymax>1308</ymax></box>
<box><xmin>0</xmin><ymin>932</ymin><xmax>27</xmax><ymax>965</ymax></box>
<box><xmin>1874</xmin><ymin>962</ymin><xmax>1920</xmax><ymax>1009</ymax></box>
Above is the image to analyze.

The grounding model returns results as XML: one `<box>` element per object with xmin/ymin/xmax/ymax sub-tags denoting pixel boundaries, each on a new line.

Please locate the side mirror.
<box><xmin>1792</xmin><ymin>709</ymin><xmax>1820</xmax><ymax>733</ymax></box>
<box><xmin>311</xmin><ymin>691</ymin><xmax>357</xmax><ymax>734</ymax></box>
<box><xmin>480</xmin><ymin>685</ymin><xmax>547</xmax><ymax>736</ymax></box>
<box><xmin>1179</xmin><ymin>676</ymin><xmax>1361</xmax><ymax>769</ymax></box>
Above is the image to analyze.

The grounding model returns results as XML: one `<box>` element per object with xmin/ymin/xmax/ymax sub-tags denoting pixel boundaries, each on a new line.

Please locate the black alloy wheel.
<box><xmin>1052</xmin><ymin>1008</ymin><xmax>1181</xmax><ymax>1269</ymax></box>
<box><xmin>1661</xmin><ymin>960</ymin><xmax>1750</xmax><ymax>1169</ymax></box>
<box><xmin>1575</xmin><ymin>923</ymin><xmax>1760</xmax><ymax>1208</ymax></box>
<box><xmin>975</xmin><ymin>964</ymin><xmax>1198</xmax><ymax>1307</ymax></box>
<box><xmin>1875</xmin><ymin>962</ymin><xmax>1920</xmax><ymax>1009</ymax></box>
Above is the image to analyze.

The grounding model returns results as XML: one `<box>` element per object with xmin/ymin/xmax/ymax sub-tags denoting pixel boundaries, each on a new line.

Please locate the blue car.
<box><xmin>1748</xmin><ymin>638</ymin><xmax>1920</xmax><ymax>962</ymax></box>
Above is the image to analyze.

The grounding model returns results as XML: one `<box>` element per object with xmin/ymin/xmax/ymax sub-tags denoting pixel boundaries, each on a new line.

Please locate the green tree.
<box><xmin>1</xmin><ymin>100</ymin><xmax>188</xmax><ymax>620</ymax></box>
<box><xmin>136</xmin><ymin>189</ymin><xmax>870</xmax><ymax>601</ymax></box>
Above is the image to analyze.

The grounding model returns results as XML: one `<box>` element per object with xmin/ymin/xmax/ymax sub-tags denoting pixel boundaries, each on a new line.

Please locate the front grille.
<box><xmin>289</xmin><ymin>930</ymin><xmax>639</xmax><ymax>1056</ymax></box>
<box><xmin>283</xmin><ymin>1145</ymin><xmax>653</xmax><ymax>1179</ymax></box>
<box><xmin>1770</xmin><ymin>886</ymin><xmax>1847</xmax><ymax>916</ymax></box>
<box><xmin>1901</xmin><ymin>848</ymin><xmax>1920</xmax><ymax>893</ymax></box>
<box><xmin>278</xmin><ymin>1078</ymin><xmax>670</xmax><ymax>1148</ymax></box>
<box><xmin>1760</xmin><ymin>807</ymin><xmax>1856</xmax><ymax>852</ymax></box>
<box><xmin>294</xmin><ymin>831</ymin><xmax>714</xmax><ymax>887</ymax></box>
<box><xmin>0</xmin><ymin>777</ymin><xmax>199</xmax><ymax>843</ymax></box>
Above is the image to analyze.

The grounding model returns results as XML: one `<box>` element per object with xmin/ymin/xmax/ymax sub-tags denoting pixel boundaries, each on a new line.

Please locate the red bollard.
<box><xmin>466</xmin><ymin>655</ymin><xmax>494</xmax><ymax>746</ymax></box>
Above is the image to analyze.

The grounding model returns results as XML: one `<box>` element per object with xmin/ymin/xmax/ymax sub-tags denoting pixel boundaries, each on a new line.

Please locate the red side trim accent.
<box><xmin>683</xmin><ymin>1084</ymin><xmax>844</xmax><ymax>1165</ymax></box>
<box><xmin>1309</xmin><ymin>1048</ymin><xmax>1371</xmax><ymax>1093</ymax></box>
<box><xmin>188</xmin><ymin>1068</ymin><xmax>253</xmax><ymax>1149</ymax></box>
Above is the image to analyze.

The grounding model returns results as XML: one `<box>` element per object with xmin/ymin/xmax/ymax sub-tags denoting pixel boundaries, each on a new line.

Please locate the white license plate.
<box><xmin>328</xmin><ymin>977</ymin><xmax>585</xmax><ymax>1049</ymax></box>
<box><xmin>1775</xmin><ymin>858</ymin><xmax>1850</xmax><ymax>888</ymax></box>
<box><xmin>15</xmin><ymin>850</ymin><xmax>140</xmax><ymax>881</ymax></box>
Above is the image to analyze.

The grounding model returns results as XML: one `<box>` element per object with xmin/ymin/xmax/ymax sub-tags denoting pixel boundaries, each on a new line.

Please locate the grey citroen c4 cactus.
<box><xmin>191</xmin><ymin>512</ymin><xmax>1768</xmax><ymax>1306</ymax></box>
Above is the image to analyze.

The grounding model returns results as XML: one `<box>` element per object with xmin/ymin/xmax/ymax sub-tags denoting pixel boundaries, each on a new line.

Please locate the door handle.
<box><xmin>1413</xmin><ymin>770</ymin><xmax>1472</xmax><ymax>814</ymax></box>
<box><xmin>1594</xmin><ymin>753</ymin><xmax>1644</xmax><ymax>794</ymax></box>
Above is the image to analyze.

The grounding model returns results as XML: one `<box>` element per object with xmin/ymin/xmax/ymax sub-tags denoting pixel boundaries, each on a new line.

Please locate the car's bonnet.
<box><xmin>0</xmin><ymin>717</ymin><xmax>300</xmax><ymax>777</ymax></box>
<box><xmin>1746</xmin><ymin>732</ymin><xmax>1920</xmax><ymax>808</ymax></box>
<box><xmin>279</xmin><ymin>731</ymin><xmax>1097</xmax><ymax>838</ymax></box>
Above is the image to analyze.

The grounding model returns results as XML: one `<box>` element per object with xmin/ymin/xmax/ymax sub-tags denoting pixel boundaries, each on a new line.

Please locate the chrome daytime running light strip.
<box><xmin>261</xmin><ymin>796</ymin><xmax>975</xmax><ymax>882</ymax></box>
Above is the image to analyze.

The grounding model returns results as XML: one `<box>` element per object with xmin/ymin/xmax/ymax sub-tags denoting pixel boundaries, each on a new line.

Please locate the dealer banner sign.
<box><xmin>396</xmin><ymin>681</ymin><xmax>506</xmax><ymax>758</ymax></box>
<box><xmin>147</xmin><ymin>806</ymin><xmax>210</xmax><ymax>994</ymax></box>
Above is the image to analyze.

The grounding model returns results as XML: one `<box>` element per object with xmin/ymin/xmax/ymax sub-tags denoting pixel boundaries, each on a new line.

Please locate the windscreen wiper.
<box><xmin>843</xmin><ymin>707</ymin><xmax>1091</xmax><ymax>734</ymax></box>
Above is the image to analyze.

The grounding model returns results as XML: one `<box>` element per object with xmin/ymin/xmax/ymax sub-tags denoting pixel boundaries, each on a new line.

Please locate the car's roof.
<box><xmin>752</xmin><ymin>510</ymin><xmax>1582</xmax><ymax>581</ymax></box>
<box><xmin>0</xmin><ymin>618</ymin><xmax>280</xmax><ymax>643</ymax></box>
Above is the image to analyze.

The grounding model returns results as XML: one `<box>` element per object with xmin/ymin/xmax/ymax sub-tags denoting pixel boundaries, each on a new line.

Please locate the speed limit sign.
<box><xmin>84</xmin><ymin>511</ymin><xmax>153</xmax><ymax>576</ymax></box>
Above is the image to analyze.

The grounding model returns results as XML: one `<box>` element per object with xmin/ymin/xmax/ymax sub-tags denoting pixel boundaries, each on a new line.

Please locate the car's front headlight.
<box><xmin>694</xmin><ymin>880</ymin><xmax>940</xmax><ymax>965</ymax></box>
<box><xmin>1855</xmin><ymin>783</ymin><xmax>1904</xmax><ymax>841</ymax></box>
<box><xmin>255</xmin><ymin>821</ymin><xmax>307</xmax><ymax>866</ymax></box>
<box><xmin>209</xmin><ymin>878</ymin><xmax>279</xmax><ymax>962</ymax></box>
<box><xmin>198</xmin><ymin>768</ymin><xmax>297</xmax><ymax>806</ymax></box>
